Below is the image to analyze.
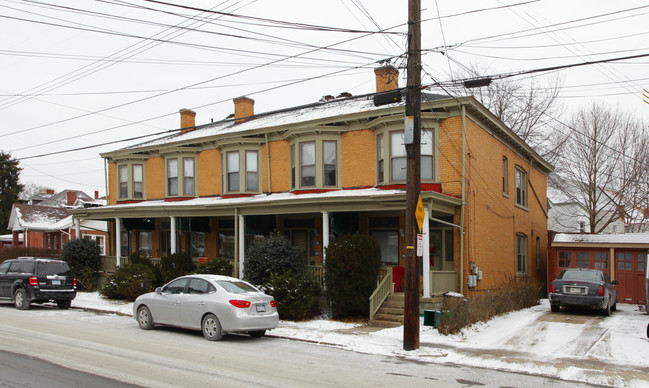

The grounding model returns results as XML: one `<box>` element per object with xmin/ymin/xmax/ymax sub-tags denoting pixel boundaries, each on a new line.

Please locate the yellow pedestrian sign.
<box><xmin>415</xmin><ymin>195</ymin><xmax>425</xmax><ymax>233</ymax></box>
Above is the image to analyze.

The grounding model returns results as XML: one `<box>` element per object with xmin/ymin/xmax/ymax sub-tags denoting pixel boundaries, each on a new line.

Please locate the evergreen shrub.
<box><xmin>265</xmin><ymin>272</ymin><xmax>320</xmax><ymax>320</ymax></box>
<box><xmin>324</xmin><ymin>234</ymin><xmax>382</xmax><ymax>318</ymax></box>
<box><xmin>159</xmin><ymin>252</ymin><xmax>195</xmax><ymax>284</ymax></box>
<box><xmin>59</xmin><ymin>238</ymin><xmax>101</xmax><ymax>291</ymax></box>
<box><xmin>244</xmin><ymin>232</ymin><xmax>304</xmax><ymax>286</ymax></box>
<box><xmin>195</xmin><ymin>257</ymin><xmax>234</xmax><ymax>276</ymax></box>
<box><xmin>101</xmin><ymin>263</ymin><xmax>156</xmax><ymax>301</ymax></box>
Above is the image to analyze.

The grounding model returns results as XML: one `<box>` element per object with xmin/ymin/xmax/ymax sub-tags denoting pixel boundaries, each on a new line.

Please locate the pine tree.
<box><xmin>0</xmin><ymin>151</ymin><xmax>23</xmax><ymax>234</ymax></box>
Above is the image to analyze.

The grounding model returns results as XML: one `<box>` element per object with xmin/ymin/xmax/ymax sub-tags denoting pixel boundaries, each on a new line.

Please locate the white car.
<box><xmin>133</xmin><ymin>274</ymin><xmax>279</xmax><ymax>341</ymax></box>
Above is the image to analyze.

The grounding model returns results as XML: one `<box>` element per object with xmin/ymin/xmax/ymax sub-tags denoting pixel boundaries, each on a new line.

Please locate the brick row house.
<box><xmin>7</xmin><ymin>190</ymin><xmax>108</xmax><ymax>254</ymax></box>
<box><xmin>70</xmin><ymin>66</ymin><xmax>553</xmax><ymax>297</ymax></box>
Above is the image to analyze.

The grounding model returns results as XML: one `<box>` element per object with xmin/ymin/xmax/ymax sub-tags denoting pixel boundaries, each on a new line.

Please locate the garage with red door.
<box><xmin>549</xmin><ymin>232</ymin><xmax>648</xmax><ymax>305</ymax></box>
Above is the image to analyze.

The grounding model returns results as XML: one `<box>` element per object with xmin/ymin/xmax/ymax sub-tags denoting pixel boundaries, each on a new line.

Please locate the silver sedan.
<box><xmin>133</xmin><ymin>274</ymin><xmax>279</xmax><ymax>340</ymax></box>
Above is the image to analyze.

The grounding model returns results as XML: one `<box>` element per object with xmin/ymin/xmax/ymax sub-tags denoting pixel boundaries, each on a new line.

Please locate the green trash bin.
<box><xmin>424</xmin><ymin>310</ymin><xmax>440</xmax><ymax>327</ymax></box>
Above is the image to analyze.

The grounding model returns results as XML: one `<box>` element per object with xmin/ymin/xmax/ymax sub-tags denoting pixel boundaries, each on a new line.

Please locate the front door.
<box><xmin>616</xmin><ymin>251</ymin><xmax>636</xmax><ymax>303</ymax></box>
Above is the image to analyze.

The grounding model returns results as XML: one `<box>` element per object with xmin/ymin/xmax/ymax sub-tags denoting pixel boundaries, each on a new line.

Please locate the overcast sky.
<box><xmin>2</xmin><ymin>0</ymin><xmax>648</xmax><ymax>197</ymax></box>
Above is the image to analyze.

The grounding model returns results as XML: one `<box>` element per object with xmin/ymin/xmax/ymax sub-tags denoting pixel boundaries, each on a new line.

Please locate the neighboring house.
<box><xmin>0</xmin><ymin>233</ymin><xmax>22</xmax><ymax>248</ymax></box>
<box><xmin>549</xmin><ymin>232</ymin><xmax>649</xmax><ymax>304</ymax></box>
<box><xmin>7</xmin><ymin>190</ymin><xmax>108</xmax><ymax>254</ymax></box>
<box><xmin>70</xmin><ymin>66</ymin><xmax>553</xmax><ymax>296</ymax></box>
<box><xmin>547</xmin><ymin>173</ymin><xmax>626</xmax><ymax>234</ymax></box>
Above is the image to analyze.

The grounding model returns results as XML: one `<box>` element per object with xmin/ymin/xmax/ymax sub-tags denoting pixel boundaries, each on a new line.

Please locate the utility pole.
<box><xmin>403</xmin><ymin>0</ymin><xmax>421</xmax><ymax>351</ymax></box>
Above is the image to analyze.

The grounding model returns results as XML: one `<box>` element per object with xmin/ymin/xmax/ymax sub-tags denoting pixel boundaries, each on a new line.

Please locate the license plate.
<box><xmin>52</xmin><ymin>279</ymin><xmax>61</xmax><ymax>285</ymax></box>
<box><xmin>567</xmin><ymin>287</ymin><xmax>582</xmax><ymax>294</ymax></box>
<box><xmin>256</xmin><ymin>304</ymin><xmax>266</xmax><ymax>313</ymax></box>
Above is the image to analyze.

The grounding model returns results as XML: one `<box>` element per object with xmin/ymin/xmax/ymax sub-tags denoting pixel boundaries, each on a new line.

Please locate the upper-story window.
<box><xmin>224</xmin><ymin>148</ymin><xmax>261</xmax><ymax>193</ymax></box>
<box><xmin>117</xmin><ymin>161</ymin><xmax>145</xmax><ymax>200</ymax></box>
<box><xmin>290</xmin><ymin>136</ymin><xmax>340</xmax><ymax>190</ymax></box>
<box><xmin>515</xmin><ymin>166</ymin><xmax>527</xmax><ymax>207</ymax></box>
<box><xmin>166</xmin><ymin>155</ymin><xmax>196</xmax><ymax>197</ymax></box>
<box><xmin>379</xmin><ymin>128</ymin><xmax>435</xmax><ymax>184</ymax></box>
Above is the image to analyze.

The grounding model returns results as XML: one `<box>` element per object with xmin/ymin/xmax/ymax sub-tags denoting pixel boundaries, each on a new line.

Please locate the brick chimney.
<box><xmin>67</xmin><ymin>191</ymin><xmax>77</xmax><ymax>206</ymax></box>
<box><xmin>179</xmin><ymin>109</ymin><xmax>196</xmax><ymax>134</ymax></box>
<box><xmin>233</xmin><ymin>97</ymin><xmax>254</xmax><ymax>124</ymax></box>
<box><xmin>46</xmin><ymin>189</ymin><xmax>54</xmax><ymax>195</ymax></box>
<box><xmin>374</xmin><ymin>65</ymin><xmax>399</xmax><ymax>93</ymax></box>
<box><xmin>94</xmin><ymin>190</ymin><xmax>99</xmax><ymax>200</ymax></box>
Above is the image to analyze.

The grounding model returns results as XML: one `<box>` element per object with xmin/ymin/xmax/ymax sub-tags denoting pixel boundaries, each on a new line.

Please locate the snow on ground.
<box><xmin>71</xmin><ymin>293</ymin><xmax>649</xmax><ymax>387</ymax></box>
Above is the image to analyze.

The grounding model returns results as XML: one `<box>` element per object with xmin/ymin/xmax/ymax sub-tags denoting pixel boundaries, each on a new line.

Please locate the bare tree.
<box><xmin>19</xmin><ymin>182</ymin><xmax>54</xmax><ymax>202</ymax></box>
<box><xmin>556</xmin><ymin>102</ymin><xmax>648</xmax><ymax>233</ymax></box>
<box><xmin>453</xmin><ymin>65</ymin><xmax>566</xmax><ymax>165</ymax></box>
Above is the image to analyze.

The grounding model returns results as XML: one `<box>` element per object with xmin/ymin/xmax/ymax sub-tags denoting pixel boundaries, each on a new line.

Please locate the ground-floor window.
<box><xmin>371</xmin><ymin>230</ymin><xmax>399</xmax><ymax>265</ymax></box>
<box><xmin>516</xmin><ymin>233</ymin><xmax>528</xmax><ymax>274</ymax></box>
<box><xmin>138</xmin><ymin>231</ymin><xmax>152</xmax><ymax>256</ymax></box>
<box><xmin>576</xmin><ymin>252</ymin><xmax>589</xmax><ymax>268</ymax></box>
<box><xmin>83</xmin><ymin>234</ymin><xmax>106</xmax><ymax>255</ymax></box>
<box><xmin>559</xmin><ymin>251</ymin><xmax>571</xmax><ymax>267</ymax></box>
<box><xmin>594</xmin><ymin>252</ymin><xmax>608</xmax><ymax>269</ymax></box>
<box><xmin>190</xmin><ymin>232</ymin><xmax>205</xmax><ymax>257</ymax></box>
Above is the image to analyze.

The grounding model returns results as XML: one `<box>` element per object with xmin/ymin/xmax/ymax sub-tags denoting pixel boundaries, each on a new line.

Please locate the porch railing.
<box><xmin>306</xmin><ymin>265</ymin><xmax>325</xmax><ymax>288</ymax></box>
<box><xmin>369</xmin><ymin>270</ymin><xmax>392</xmax><ymax>321</ymax></box>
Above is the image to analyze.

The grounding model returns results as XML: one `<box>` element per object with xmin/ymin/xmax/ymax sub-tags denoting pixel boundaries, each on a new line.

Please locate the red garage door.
<box><xmin>616</xmin><ymin>251</ymin><xmax>645</xmax><ymax>304</ymax></box>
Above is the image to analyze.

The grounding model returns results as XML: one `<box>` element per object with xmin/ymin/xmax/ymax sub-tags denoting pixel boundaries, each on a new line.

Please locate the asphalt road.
<box><xmin>0</xmin><ymin>304</ymin><xmax>601</xmax><ymax>388</ymax></box>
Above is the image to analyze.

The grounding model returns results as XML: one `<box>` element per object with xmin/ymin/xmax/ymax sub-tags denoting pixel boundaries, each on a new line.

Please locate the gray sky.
<box><xmin>2</xmin><ymin>0</ymin><xmax>647</xmax><ymax>197</ymax></box>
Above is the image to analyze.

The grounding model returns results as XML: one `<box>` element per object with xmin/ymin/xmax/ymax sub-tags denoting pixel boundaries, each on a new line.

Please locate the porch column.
<box><xmin>238</xmin><ymin>214</ymin><xmax>245</xmax><ymax>279</ymax></box>
<box><xmin>322</xmin><ymin>211</ymin><xmax>329</xmax><ymax>265</ymax></box>
<box><xmin>170</xmin><ymin>216</ymin><xmax>177</xmax><ymax>254</ymax></box>
<box><xmin>115</xmin><ymin>218</ymin><xmax>121</xmax><ymax>267</ymax></box>
<box><xmin>75</xmin><ymin>218</ymin><xmax>81</xmax><ymax>239</ymax></box>
<box><xmin>423</xmin><ymin>207</ymin><xmax>430</xmax><ymax>298</ymax></box>
<box><xmin>610</xmin><ymin>247</ymin><xmax>616</xmax><ymax>280</ymax></box>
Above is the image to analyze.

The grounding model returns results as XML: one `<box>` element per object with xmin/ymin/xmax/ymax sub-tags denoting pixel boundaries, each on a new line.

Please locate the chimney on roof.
<box><xmin>46</xmin><ymin>189</ymin><xmax>54</xmax><ymax>195</ymax></box>
<box><xmin>233</xmin><ymin>96</ymin><xmax>254</xmax><ymax>124</ymax></box>
<box><xmin>179</xmin><ymin>109</ymin><xmax>196</xmax><ymax>134</ymax></box>
<box><xmin>374</xmin><ymin>65</ymin><xmax>399</xmax><ymax>93</ymax></box>
<box><xmin>94</xmin><ymin>190</ymin><xmax>99</xmax><ymax>200</ymax></box>
<box><xmin>67</xmin><ymin>191</ymin><xmax>77</xmax><ymax>206</ymax></box>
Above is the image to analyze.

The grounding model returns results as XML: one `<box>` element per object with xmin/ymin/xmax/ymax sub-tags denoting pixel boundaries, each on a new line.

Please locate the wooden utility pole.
<box><xmin>403</xmin><ymin>0</ymin><xmax>421</xmax><ymax>351</ymax></box>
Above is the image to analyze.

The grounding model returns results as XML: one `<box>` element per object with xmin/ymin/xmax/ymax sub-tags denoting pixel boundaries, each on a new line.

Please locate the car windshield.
<box><xmin>559</xmin><ymin>270</ymin><xmax>600</xmax><ymax>282</ymax></box>
<box><xmin>38</xmin><ymin>261</ymin><xmax>72</xmax><ymax>276</ymax></box>
<box><xmin>216</xmin><ymin>280</ymin><xmax>258</xmax><ymax>294</ymax></box>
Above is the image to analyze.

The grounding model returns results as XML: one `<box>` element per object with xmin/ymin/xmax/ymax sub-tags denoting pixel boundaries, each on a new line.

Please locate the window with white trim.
<box><xmin>289</xmin><ymin>136</ymin><xmax>339</xmax><ymax>190</ymax></box>
<box><xmin>516</xmin><ymin>233</ymin><xmax>528</xmax><ymax>274</ymax></box>
<box><xmin>224</xmin><ymin>148</ymin><xmax>260</xmax><ymax>193</ymax></box>
<box><xmin>382</xmin><ymin>129</ymin><xmax>435</xmax><ymax>183</ymax></box>
<box><xmin>116</xmin><ymin>161</ymin><xmax>145</xmax><ymax>200</ymax></box>
<box><xmin>502</xmin><ymin>156</ymin><xmax>509</xmax><ymax>196</ymax></box>
<box><xmin>515</xmin><ymin>166</ymin><xmax>527</xmax><ymax>207</ymax></box>
<box><xmin>83</xmin><ymin>234</ymin><xmax>106</xmax><ymax>256</ymax></box>
<box><xmin>165</xmin><ymin>155</ymin><xmax>197</xmax><ymax>197</ymax></box>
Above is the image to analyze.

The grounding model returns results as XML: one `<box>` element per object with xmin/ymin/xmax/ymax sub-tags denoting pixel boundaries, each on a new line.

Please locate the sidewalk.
<box><xmin>71</xmin><ymin>292</ymin><xmax>649</xmax><ymax>388</ymax></box>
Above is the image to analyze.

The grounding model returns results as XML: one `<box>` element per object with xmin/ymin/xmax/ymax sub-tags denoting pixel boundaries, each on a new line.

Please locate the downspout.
<box><xmin>460</xmin><ymin>105</ymin><xmax>467</xmax><ymax>294</ymax></box>
<box><xmin>528</xmin><ymin>159</ymin><xmax>548</xmax><ymax>218</ymax></box>
<box><xmin>234</xmin><ymin>208</ymin><xmax>239</xmax><ymax>278</ymax></box>
<box><xmin>265</xmin><ymin>134</ymin><xmax>272</xmax><ymax>193</ymax></box>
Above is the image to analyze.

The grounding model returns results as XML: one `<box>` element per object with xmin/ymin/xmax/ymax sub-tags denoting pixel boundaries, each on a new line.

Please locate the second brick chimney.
<box><xmin>67</xmin><ymin>191</ymin><xmax>77</xmax><ymax>206</ymax></box>
<box><xmin>374</xmin><ymin>65</ymin><xmax>399</xmax><ymax>93</ymax></box>
<box><xmin>179</xmin><ymin>109</ymin><xmax>196</xmax><ymax>134</ymax></box>
<box><xmin>233</xmin><ymin>96</ymin><xmax>254</xmax><ymax>124</ymax></box>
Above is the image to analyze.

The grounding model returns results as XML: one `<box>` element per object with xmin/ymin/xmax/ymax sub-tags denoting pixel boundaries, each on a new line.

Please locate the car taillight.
<box><xmin>73</xmin><ymin>278</ymin><xmax>77</xmax><ymax>288</ymax></box>
<box><xmin>29</xmin><ymin>276</ymin><xmax>38</xmax><ymax>286</ymax></box>
<box><xmin>597</xmin><ymin>285</ymin><xmax>604</xmax><ymax>296</ymax></box>
<box><xmin>549</xmin><ymin>283</ymin><xmax>555</xmax><ymax>293</ymax></box>
<box><xmin>229</xmin><ymin>300</ymin><xmax>251</xmax><ymax>308</ymax></box>
<box><xmin>270</xmin><ymin>300</ymin><xmax>276</xmax><ymax>307</ymax></box>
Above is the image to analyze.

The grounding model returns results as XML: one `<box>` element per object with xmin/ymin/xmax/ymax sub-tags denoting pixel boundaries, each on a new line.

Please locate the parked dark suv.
<box><xmin>0</xmin><ymin>257</ymin><xmax>76</xmax><ymax>310</ymax></box>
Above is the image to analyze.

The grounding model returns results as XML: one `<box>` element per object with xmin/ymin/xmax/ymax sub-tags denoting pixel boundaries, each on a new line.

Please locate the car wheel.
<box><xmin>602</xmin><ymin>301</ymin><xmax>611</xmax><ymax>316</ymax></box>
<box><xmin>14</xmin><ymin>288</ymin><xmax>30</xmax><ymax>310</ymax></box>
<box><xmin>249</xmin><ymin>330</ymin><xmax>266</xmax><ymax>338</ymax></box>
<box><xmin>202</xmin><ymin>313</ymin><xmax>223</xmax><ymax>341</ymax></box>
<box><xmin>647</xmin><ymin>322</ymin><xmax>649</xmax><ymax>339</ymax></box>
<box><xmin>550</xmin><ymin>304</ymin><xmax>560</xmax><ymax>313</ymax></box>
<box><xmin>611</xmin><ymin>302</ymin><xmax>617</xmax><ymax>311</ymax></box>
<box><xmin>137</xmin><ymin>306</ymin><xmax>155</xmax><ymax>330</ymax></box>
<box><xmin>57</xmin><ymin>299</ymin><xmax>71</xmax><ymax>309</ymax></box>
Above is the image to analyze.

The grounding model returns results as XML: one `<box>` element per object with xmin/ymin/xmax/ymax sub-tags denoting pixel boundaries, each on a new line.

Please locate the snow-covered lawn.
<box><xmin>72</xmin><ymin>293</ymin><xmax>649</xmax><ymax>387</ymax></box>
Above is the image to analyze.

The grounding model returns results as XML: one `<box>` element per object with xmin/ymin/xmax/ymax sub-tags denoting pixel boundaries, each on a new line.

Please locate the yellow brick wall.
<box><xmin>269</xmin><ymin>140</ymin><xmax>290</xmax><ymax>192</ymax></box>
<box><xmin>198</xmin><ymin>149</ymin><xmax>221</xmax><ymax>196</ymax></box>
<box><xmin>107</xmin><ymin>162</ymin><xmax>117</xmax><ymax>205</ymax></box>
<box><xmin>341</xmin><ymin>129</ymin><xmax>375</xmax><ymax>188</ymax></box>
<box><xmin>146</xmin><ymin>157</ymin><xmax>165</xmax><ymax>199</ymax></box>
<box><xmin>455</xmin><ymin>115</ymin><xmax>549</xmax><ymax>293</ymax></box>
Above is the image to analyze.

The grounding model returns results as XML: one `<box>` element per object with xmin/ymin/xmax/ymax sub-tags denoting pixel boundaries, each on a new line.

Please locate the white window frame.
<box><xmin>516</xmin><ymin>233</ymin><xmax>528</xmax><ymax>274</ymax></box>
<box><xmin>515</xmin><ymin>166</ymin><xmax>528</xmax><ymax>208</ymax></box>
